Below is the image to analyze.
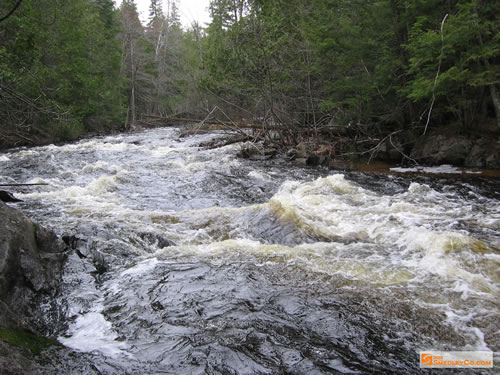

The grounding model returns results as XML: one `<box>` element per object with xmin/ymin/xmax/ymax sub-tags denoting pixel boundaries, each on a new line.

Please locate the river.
<box><xmin>1</xmin><ymin>127</ymin><xmax>498</xmax><ymax>374</ymax></box>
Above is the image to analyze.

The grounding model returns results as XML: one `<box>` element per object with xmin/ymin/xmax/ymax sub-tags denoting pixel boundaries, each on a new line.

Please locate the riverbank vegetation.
<box><xmin>0</xmin><ymin>0</ymin><xmax>498</xmax><ymax>165</ymax></box>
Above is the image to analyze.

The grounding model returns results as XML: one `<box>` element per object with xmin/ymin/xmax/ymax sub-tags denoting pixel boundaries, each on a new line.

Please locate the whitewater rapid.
<box><xmin>1</xmin><ymin>127</ymin><xmax>498</xmax><ymax>373</ymax></box>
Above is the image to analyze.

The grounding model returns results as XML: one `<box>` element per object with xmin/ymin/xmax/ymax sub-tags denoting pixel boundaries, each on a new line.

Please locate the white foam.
<box><xmin>248</xmin><ymin>170</ymin><xmax>271</xmax><ymax>180</ymax></box>
<box><xmin>0</xmin><ymin>155</ymin><xmax>10</xmax><ymax>162</ymax></box>
<box><xmin>442</xmin><ymin>309</ymin><xmax>491</xmax><ymax>351</ymax></box>
<box><xmin>82</xmin><ymin>160</ymin><xmax>116</xmax><ymax>173</ymax></box>
<box><xmin>149</xmin><ymin>146</ymin><xmax>177</xmax><ymax>157</ymax></box>
<box><xmin>96</xmin><ymin>142</ymin><xmax>137</xmax><ymax>152</ymax></box>
<box><xmin>120</xmin><ymin>257</ymin><xmax>160</xmax><ymax>277</ymax></box>
<box><xmin>73</xmin><ymin>176</ymin><xmax>119</xmax><ymax>196</ymax></box>
<box><xmin>260</xmin><ymin>175</ymin><xmax>498</xmax><ymax>295</ymax></box>
<box><xmin>391</xmin><ymin>164</ymin><xmax>482</xmax><ymax>174</ymax></box>
<box><xmin>59</xmin><ymin>312</ymin><xmax>130</xmax><ymax>357</ymax></box>
<box><xmin>268</xmin><ymin>175</ymin><xmax>389</xmax><ymax>242</ymax></box>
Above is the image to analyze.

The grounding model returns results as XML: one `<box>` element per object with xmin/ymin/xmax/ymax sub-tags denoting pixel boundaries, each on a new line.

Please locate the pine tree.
<box><xmin>405</xmin><ymin>0</ymin><xmax>500</xmax><ymax>129</ymax></box>
<box><xmin>148</xmin><ymin>0</ymin><xmax>164</xmax><ymax>26</ymax></box>
<box><xmin>120</xmin><ymin>0</ymin><xmax>148</xmax><ymax>127</ymax></box>
<box><xmin>0</xmin><ymin>0</ymin><xmax>126</xmax><ymax>146</ymax></box>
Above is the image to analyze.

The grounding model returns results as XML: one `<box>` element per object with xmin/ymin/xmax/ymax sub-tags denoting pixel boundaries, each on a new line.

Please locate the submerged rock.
<box><xmin>237</xmin><ymin>143</ymin><xmax>259</xmax><ymax>159</ymax></box>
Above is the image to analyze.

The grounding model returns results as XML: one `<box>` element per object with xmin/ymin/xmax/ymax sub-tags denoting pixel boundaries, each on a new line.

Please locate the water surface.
<box><xmin>1</xmin><ymin>128</ymin><xmax>498</xmax><ymax>374</ymax></box>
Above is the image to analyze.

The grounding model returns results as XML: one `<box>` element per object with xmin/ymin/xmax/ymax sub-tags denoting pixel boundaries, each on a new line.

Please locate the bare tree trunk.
<box><xmin>305</xmin><ymin>49</ymin><xmax>317</xmax><ymax>142</ymax></box>
<box><xmin>129</xmin><ymin>38</ymin><xmax>136</xmax><ymax>126</ymax></box>
<box><xmin>489</xmin><ymin>85</ymin><xmax>500</xmax><ymax>128</ymax></box>
<box><xmin>423</xmin><ymin>14</ymin><xmax>448</xmax><ymax>135</ymax></box>
<box><xmin>130</xmin><ymin>85</ymin><xmax>136</xmax><ymax>124</ymax></box>
<box><xmin>0</xmin><ymin>0</ymin><xmax>23</xmax><ymax>23</ymax></box>
<box><xmin>193</xmin><ymin>23</ymin><xmax>203</xmax><ymax>65</ymax></box>
<box><xmin>155</xmin><ymin>22</ymin><xmax>164</xmax><ymax>58</ymax></box>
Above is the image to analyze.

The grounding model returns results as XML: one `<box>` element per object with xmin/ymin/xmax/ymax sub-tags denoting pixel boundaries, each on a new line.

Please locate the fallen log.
<box><xmin>141</xmin><ymin>114</ymin><xmax>215</xmax><ymax>124</ymax></box>
<box><xmin>0</xmin><ymin>183</ymin><xmax>49</xmax><ymax>186</ymax></box>
<box><xmin>200</xmin><ymin>135</ymin><xmax>254</xmax><ymax>149</ymax></box>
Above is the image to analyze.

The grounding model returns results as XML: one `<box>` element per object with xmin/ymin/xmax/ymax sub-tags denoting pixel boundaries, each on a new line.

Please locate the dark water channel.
<box><xmin>0</xmin><ymin>128</ymin><xmax>498</xmax><ymax>374</ymax></box>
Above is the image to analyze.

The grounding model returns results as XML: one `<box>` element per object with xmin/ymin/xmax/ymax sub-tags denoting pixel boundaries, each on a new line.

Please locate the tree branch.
<box><xmin>423</xmin><ymin>13</ymin><xmax>448</xmax><ymax>135</ymax></box>
<box><xmin>0</xmin><ymin>0</ymin><xmax>23</xmax><ymax>23</ymax></box>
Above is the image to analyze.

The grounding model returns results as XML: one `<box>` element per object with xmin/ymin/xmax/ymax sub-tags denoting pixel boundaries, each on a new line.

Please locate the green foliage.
<box><xmin>51</xmin><ymin>120</ymin><xmax>85</xmax><ymax>142</ymax></box>
<box><xmin>200</xmin><ymin>0</ymin><xmax>499</xmax><ymax>133</ymax></box>
<box><xmin>117</xmin><ymin>0</ymin><xmax>200</xmax><ymax>119</ymax></box>
<box><xmin>0</xmin><ymin>0</ymin><xmax>126</xmax><ymax>147</ymax></box>
<box><xmin>1</xmin><ymin>0</ymin><xmax>497</xmax><ymax>148</ymax></box>
<box><xmin>203</xmin><ymin>0</ymin><xmax>320</xmax><ymax>122</ymax></box>
<box><xmin>404</xmin><ymin>0</ymin><xmax>500</xmax><ymax>126</ymax></box>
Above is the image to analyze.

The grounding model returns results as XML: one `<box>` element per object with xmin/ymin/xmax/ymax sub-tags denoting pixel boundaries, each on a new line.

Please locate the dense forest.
<box><xmin>0</xmin><ymin>0</ymin><xmax>498</xmax><ymax>165</ymax></box>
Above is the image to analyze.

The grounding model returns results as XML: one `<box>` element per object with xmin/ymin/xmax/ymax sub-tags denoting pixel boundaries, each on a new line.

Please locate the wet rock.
<box><xmin>411</xmin><ymin>133</ymin><xmax>500</xmax><ymax>168</ymax></box>
<box><xmin>286</xmin><ymin>148</ymin><xmax>298</xmax><ymax>160</ymax></box>
<box><xmin>306</xmin><ymin>153</ymin><xmax>321</xmax><ymax>166</ymax></box>
<box><xmin>138</xmin><ymin>232</ymin><xmax>175</xmax><ymax>249</ymax></box>
<box><xmin>0</xmin><ymin>201</ymin><xmax>67</xmax><ymax>368</ymax></box>
<box><xmin>92</xmin><ymin>252</ymin><xmax>109</xmax><ymax>276</ymax></box>
<box><xmin>465</xmin><ymin>143</ymin><xmax>487</xmax><ymax>168</ymax></box>
<box><xmin>485</xmin><ymin>147</ymin><xmax>500</xmax><ymax>169</ymax></box>
<box><xmin>62</xmin><ymin>234</ymin><xmax>79</xmax><ymax>250</ymax></box>
<box><xmin>0</xmin><ymin>190</ymin><xmax>22</xmax><ymax>203</ymax></box>
<box><xmin>0</xmin><ymin>340</ymin><xmax>37</xmax><ymax>375</ymax></box>
<box><xmin>465</xmin><ymin>139</ymin><xmax>500</xmax><ymax>169</ymax></box>
<box><xmin>411</xmin><ymin>135</ymin><xmax>472</xmax><ymax>165</ymax></box>
<box><xmin>237</xmin><ymin>144</ymin><xmax>259</xmax><ymax>159</ymax></box>
<box><xmin>306</xmin><ymin>147</ymin><xmax>331</xmax><ymax>166</ymax></box>
<box><xmin>62</xmin><ymin>235</ymin><xmax>90</xmax><ymax>259</ymax></box>
<box><xmin>0</xmin><ymin>202</ymin><xmax>66</xmax><ymax>374</ymax></box>
<box><xmin>295</xmin><ymin>158</ymin><xmax>307</xmax><ymax>166</ymax></box>
<box><xmin>378</xmin><ymin>138</ymin><xmax>408</xmax><ymax>163</ymax></box>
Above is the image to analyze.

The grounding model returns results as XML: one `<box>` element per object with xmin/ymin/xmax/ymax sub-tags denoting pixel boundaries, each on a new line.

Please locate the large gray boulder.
<box><xmin>411</xmin><ymin>135</ymin><xmax>472</xmax><ymax>165</ymax></box>
<box><xmin>410</xmin><ymin>133</ymin><xmax>500</xmax><ymax>168</ymax></box>
<box><xmin>0</xmin><ymin>200</ymin><xmax>67</xmax><ymax>333</ymax></box>
<box><xmin>464</xmin><ymin>138</ymin><xmax>500</xmax><ymax>168</ymax></box>
<box><xmin>0</xmin><ymin>201</ymin><xmax>68</xmax><ymax>373</ymax></box>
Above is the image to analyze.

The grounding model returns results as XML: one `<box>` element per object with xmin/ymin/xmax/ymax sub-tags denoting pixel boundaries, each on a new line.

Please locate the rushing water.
<box><xmin>0</xmin><ymin>128</ymin><xmax>498</xmax><ymax>374</ymax></box>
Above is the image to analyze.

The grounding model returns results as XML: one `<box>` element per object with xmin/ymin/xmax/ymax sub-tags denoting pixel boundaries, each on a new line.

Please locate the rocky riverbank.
<box><xmin>0</xmin><ymin>201</ymin><xmax>67</xmax><ymax>373</ymax></box>
<box><xmin>409</xmin><ymin>133</ymin><xmax>500</xmax><ymax>168</ymax></box>
<box><xmin>227</xmin><ymin>126</ymin><xmax>500</xmax><ymax>170</ymax></box>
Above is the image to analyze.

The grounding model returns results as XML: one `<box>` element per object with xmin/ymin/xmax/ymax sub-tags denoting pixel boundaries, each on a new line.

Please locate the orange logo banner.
<box><xmin>419</xmin><ymin>351</ymin><xmax>493</xmax><ymax>368</ymax></box>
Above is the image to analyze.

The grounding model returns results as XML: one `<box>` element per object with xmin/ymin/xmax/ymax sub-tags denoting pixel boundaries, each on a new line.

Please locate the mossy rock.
<box><xmin>0</xmin><ymin>328</ymin><xmax>60</xmax><ymax>355</ymax></box>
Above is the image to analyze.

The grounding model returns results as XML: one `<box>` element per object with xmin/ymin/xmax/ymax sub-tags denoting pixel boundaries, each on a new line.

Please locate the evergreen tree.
<box><xmin>148</xmin><ymin>0</ymin><xmax>164</xmax><ymax>24</ymax></box>
<box><xmin>119</xmin><ymin>0</ymin><xmax>150</xmax><ymax>126</ymax></box>
<box><xmin>203</xmin><ymin>0</ymin><xmax>499</xmax><ymax>141</ymax></box>
<box><xmin>1</xmin><ymin>0</ymin><xmax>497</xmax><ymax>150</ymax></box>
<box><xmin>0</xmin><ymin>0</ymin><xmax>125</xmax><ymax>146</ymax></box>
<box><xmin>405</xmin><ymin>0</ymin><xmax>500</xmax><ymax>130</ymax></box>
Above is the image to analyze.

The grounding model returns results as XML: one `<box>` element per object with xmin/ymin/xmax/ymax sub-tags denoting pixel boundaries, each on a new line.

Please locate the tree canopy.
<box><xmin>0</xmin><ymin>0</ymin><xmax>498</xmax><ymax>150</ymax></box>
<box><xmin>202</xmin><ymin>0</ymin><xmax>499</xmax><ymax>135</ymax></box>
